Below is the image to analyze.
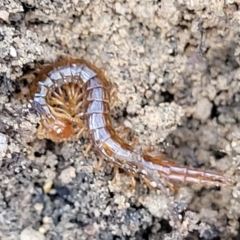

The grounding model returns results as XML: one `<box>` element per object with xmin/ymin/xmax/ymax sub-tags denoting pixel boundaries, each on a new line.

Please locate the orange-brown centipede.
<box><xmin>30</xmin><ymin>58</ymin><xmax>232</xmax><ymax>191</ymax></box>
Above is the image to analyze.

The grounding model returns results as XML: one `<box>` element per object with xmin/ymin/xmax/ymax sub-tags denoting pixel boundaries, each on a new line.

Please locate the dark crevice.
<box><xmin>0</xmin><ymin>33</ymin><xmax>4</xmax><ymax>41</ymax></box>
<box><xmin>141</xmin><ymin>99</ymin><xmax>148</xmax><ymax>108</ymax></box>
<box><xmin>210</xmin><ymin>102</ymin><xmax>219</xmax><ymax>119</ymax></box>
<box><xmin>20</xmin><ymin>62</ymin><xmax>36</xmax><ymax>75</ymax></box>
<box><xmin>69</xmin><ymin>218</ymin><xmax>88</xmax><ymax>227</ymax></box>
<box><xmin>21</xmin><ymin>2</ymin><xmax>36</xmax><ymax>13</ymax></box>
<box><xmin>108</xmin><ymin>190</ymin><xmax>114</xmax><ymax>199</ymax></box>
<box><xmin>34</xmin><ymin>151</ymin><xmax>42</xmax><ymax>158</ymax></box>
<box><xmin>14</xmin><ymin>81</ymin><xmax>22</xmax><ymax>94</ymax></box>
<box><xmin>184</xmin><ymin>42</ymin><xmax>190</xmax><ymax>52</ymax></box>
<box><xmin>77</xmin><ymin>172</ymin><xmax>94</xmax><ymax>185</ymax></box>
<box><xmin>140</xmin><ymin>225</ymin><xmax>151</xmax><ymax>240</ymax></box>
<box><xmin>159</xmin><ymin>219</ymin><xmax>172</xmax><ymax>234</ymax></box>
<box><xmin>122</xmin><ymin>107</ymin><xmax>128</xmax><ymax>118</ymax></box>
<box><xmin>112</xmin><ymin>235</ymin><xmax>130</xmax><ymax>240</ymax></box>
<box><xmin>45</xmin><ymin>140</ymin><xmax>56</xmax><ymax>152</ymax></box>
<box><xmin>129</xmin><ymin>203</ymin><xmax>143</xmax><ymax>211</ymax></box>
<box><xmin>211</xmin><ymin>150</ymin><xmax>227</xmax><ymax>160</ymax></box>
<box><xmin>160</xmin><ymin>90</ymin><xmax>174</xmax><ymax>103</ymax></box>
<box><xmin>56</xmin><ymin>155</ymin><xmax>69</xmax><ymax>170</ymax></box>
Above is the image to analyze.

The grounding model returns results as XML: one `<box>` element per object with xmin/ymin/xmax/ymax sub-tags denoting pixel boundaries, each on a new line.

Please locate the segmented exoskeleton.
<box><xmin>30</xmin><ymin>58</ymin><xmax>231</xmax><ymax>190</ymax></box>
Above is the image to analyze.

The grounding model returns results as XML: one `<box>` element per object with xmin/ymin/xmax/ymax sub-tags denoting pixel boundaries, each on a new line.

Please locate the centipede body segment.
<box><xmin>30</xmin><ymin>58</ymin><xmax>232</xmax><ymax>192</ymax></box>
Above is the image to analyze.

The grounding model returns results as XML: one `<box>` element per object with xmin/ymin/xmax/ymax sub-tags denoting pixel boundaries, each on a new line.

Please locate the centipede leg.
<box><xmin>100</xmin><ymin>67</ymin><xmax>107</xmax><ymax>75</ymax></box>
<box><xmin>48</xmin><ymin>105</ymin><xmax>82</xmax><ymax>124</ymax></box>
<box><xmin>110</xmin><ymin>82</ymin><xmax>118</xmax><ymax>96</ymax></box>
<box><xmin>142</xmin><ymin>146</ymin><xmax>176</xmax><ymax>166</ymax></box>
<box><xmin>119</xmin><ymin>126</ymin><xmax>131</xmax><ymax>138</ymax></box>
<box><xmin>36</xmin><ymin>123</ymin><xmax>46</xmax><ymax>140</ymax></box>
<box><xmin>116</xmin><ymin>124</ymin><xmax>138</xmax><ymax>146</ymax></box>
<box><xmin>109</xmin><ymin>83</ymin><xmax>118</xmax><ymax>109</ymax></box>
<box><xmin>130</xmin><ymin>136</ymin><xmax>138</xmax><ymax>147</ymax></box>
<box><xmin>143</xmin><ymin>145</ymin><xmax>154</xmax><ymax>154</ymax></box>
<box><xmin>167</xmin><ymin>182</ymin><xmax>178</xmax><ymax>193</ymax></box>
<box><xmin>94</xmin><ymin>156</ymin><xmax>104</xmax><ymax>172</ymax></box>
<box><xmin>115</xmin><ymin>123</ymin><xmax>125</xmax><ymax>132</ymax></box>
<box><xmin>76</xmin><ymin>93</ymin><xmax>85</xmax><ymax>107</ymax></box>
<box><xmin>127</xmin><ymin>172</ymin><xmax>136</xmax><ymax>191</ymax></box>
<box><xmin>76</xmin><ymin>127</ymin><xmax>87</xmax><ymax>139</ymax></box>
<box><xmin>141</xmin><ymin>174</ymin><xmax>156</xmax><ymax>190</ymax></box>
<box><xmin>110</xmin><ymin>165</ymin><xmax>120</xmax><ymax>185</ymax></box>
<box><xmin>83</xmin><ymin>142</ymin><xmax>93</xmax><ymax>157</ymax></box>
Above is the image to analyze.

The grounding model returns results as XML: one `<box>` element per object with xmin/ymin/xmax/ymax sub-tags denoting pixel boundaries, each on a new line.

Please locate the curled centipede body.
<box><xmin>30</xmin><ymin>58</ymin><xmax>232</xmax><ymax>191</ymax></box>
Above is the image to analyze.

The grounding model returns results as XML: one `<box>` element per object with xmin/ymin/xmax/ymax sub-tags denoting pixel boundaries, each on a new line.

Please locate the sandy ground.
<box><xmin>1</xmin><ymin>0</ymin><xmax>240</xmax><ymax>239</ymax></box>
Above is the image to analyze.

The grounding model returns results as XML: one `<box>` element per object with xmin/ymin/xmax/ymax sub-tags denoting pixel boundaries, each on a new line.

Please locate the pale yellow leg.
<box><xmin>110</xmin><ymin>165</ymin><xmax>119</xmax><ymax>185</ymax></box>
<box><xmin>143</xmin><ymin>145</ymin><xmax>154</xmax><ymax>154</ymax></box>
<box><xmin>83</xmin><ymin>142</ymin><xmax>93</xmax><ymax>157</ymax></box>
<box><xmin>109</xmin><ymin>82</ymin><xmax>118</xmax><ymax>96</ymax></box>
<box><xmin>116</xmin><ymin>124</ymin><xmax>132</xmax><ymax>138</ymax></box>
<box><xmin>48</xmin><ymin>105</ymin><xmax>82</xmax><ymax>124</ymax></box>
<box><xmin>141</xmin><ymin>175</ymin><xmax>156</xmax><ymax>190</ymax></box>
<box><xmin>116</xmin><ymin>124</ymin><xmax>137</xmax><ymax>147</ymax></box>
<box><xmin>76</xmin><ymin>127</ymin><xmax>87</xmax><ymax>139</ymax></box>
<box><xmin>119</xmin><ymin>127</ymin><xmax>131</xmax><ymax>138</ymax></box>
<box><xmin>167</xmin><ymin>182</ymin><xmax>177</xmax><ymax>193</ymax></box>
<box><xmin>129</xmin><ymin>136</ymin><xmax>138</xmax><ymax>147</ymax></box>
<box><xmin>100</xmin><ymin>67</ymin><xmax>107</xmax><ymax>75</ymax></box>
<box><xmin>109</xmin><ymin>83</ymin><xmax>118</xmax><ymax>110</ymax></box>
<box><xmin>128</xmin><ymin>172</ymin><xmax>136</xmax><ymax>191</ymax></box>
<box><xmin>36</xmin><ymin>124</ymin><xmax>45</xmax><ymax>140</ymax></box>
<box><xmin>94</xmin><ymin>156</ymin><xmax>104</xmax><ymax>172</ymax></box>
<box><xmin>115</xmin><ymin>123</ymin><xmax>125</xmax><ymax>132</ymax></box>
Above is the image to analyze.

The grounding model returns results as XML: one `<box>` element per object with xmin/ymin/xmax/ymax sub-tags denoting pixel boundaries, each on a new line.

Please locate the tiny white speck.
<box><xmin>151</xmin><ymin>181</ymin><xmax>157</xmax><ymax>187</ymax></box>
<box><xmin>9</xmin><ymin>46</ymin><xmax>17</xmax><ymax>57</ymax></box>
<box><xmin>56</xmin><ymin>128</ymin><xmax>62</xmax><ymax>134</ymax></box>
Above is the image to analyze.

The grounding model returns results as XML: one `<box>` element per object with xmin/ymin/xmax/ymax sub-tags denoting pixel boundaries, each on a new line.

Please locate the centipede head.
<box><xmin>37</xmin><ymin>117</ymin><xmax>75</xmax><ymax>142</ymax></box>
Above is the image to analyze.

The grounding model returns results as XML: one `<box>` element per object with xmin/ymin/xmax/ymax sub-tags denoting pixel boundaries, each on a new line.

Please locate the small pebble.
<box><xmin>9</xmin><ymin>46</ymin><xmax>17</xmax><ymax>57</ymax></box>
<box><xmin>0</xmin><ymin>10</ymin><xmax>9</xmax><ymax>22</ymax></box>
<box><xmin>194</xmin><ymin>97</ymin><xmax>213</xmax><ymax>122</ymax></box>
<box><xmin>59</xmin><ymin>166</ymin><xmax>76</xmax><ymax>184</ymax></box>
<box><xmin>20</xmin><ymin>227</ymin><xmax>45</xmax><ymax>240</ymax></box>
<box><xmin>0</xmin><ymin>133</ymin><xmax>8</xmax><ymax>158</ymax></box>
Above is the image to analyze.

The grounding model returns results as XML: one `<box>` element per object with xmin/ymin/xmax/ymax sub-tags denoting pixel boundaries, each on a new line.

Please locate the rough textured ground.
<box><xmin>1</xmin><ymin>0</ymin><xmax>240</xmax><ymax>239</ymax></box>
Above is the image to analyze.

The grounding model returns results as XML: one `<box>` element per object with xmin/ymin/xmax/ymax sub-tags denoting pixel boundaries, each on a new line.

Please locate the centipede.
<box><xmin>29</xmin><ymin>58</ymin><xmax>232</xmax><ymax>223</ymax></box>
